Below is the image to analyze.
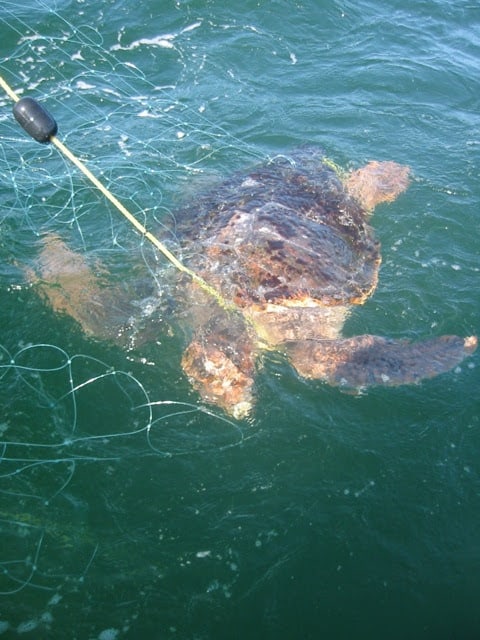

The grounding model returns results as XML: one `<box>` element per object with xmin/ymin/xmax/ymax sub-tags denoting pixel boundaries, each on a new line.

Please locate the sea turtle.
<box><xmin>32</xmin><ymin>147</ymin><xmax>477</xmax><ymax>418</ymax></box>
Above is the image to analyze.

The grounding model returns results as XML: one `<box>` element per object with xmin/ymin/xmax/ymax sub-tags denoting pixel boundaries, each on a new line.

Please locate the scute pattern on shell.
<box><xmin>179</xmin><ymin>148</ymin><xmax>380</xmax><ymax>308</ymax></box>
<box><xmin>29</xmin><ymin>147</ymin><xmax>476</xmax><ymax>419</ymax></box>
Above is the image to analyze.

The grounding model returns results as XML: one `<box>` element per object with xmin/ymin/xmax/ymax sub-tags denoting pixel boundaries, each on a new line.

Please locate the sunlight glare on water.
<box><xmin>0</xmin><ymin>0</ymin><xmax>478</xmax><ymax>638</ymax></box>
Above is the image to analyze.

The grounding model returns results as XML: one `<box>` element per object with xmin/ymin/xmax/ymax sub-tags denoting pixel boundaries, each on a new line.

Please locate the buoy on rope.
<box><xmin>0</xmin><ymin>74</ymin><xmax>236</xmax><ymax>312</ymax></box>
<box><xmin>13</xmin><ymin>96</ymin><xmax>58</xmax><ymax>143</ymax></box>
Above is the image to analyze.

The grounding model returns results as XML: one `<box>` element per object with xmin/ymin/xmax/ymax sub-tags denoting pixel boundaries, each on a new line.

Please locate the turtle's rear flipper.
<box><xmin>181</xmin><ymin>309</ymin><xmax>257</xmax><ymax>419</ymax></box>
<box><xmin>287</xmin><ymin>334</ymin><xmax>477</xmax><ymax>389</ymax></box>
<box><xmin>182</xmin><ymin>340</ymin><xmax>255</xmax><ymax>419</ymax></box>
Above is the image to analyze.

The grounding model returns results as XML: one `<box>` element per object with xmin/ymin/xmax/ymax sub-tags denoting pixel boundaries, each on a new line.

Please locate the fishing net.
<box><xmin>0</xmin><ymin>2</ymin><xmax>269</xmax><ymax>634</ymax></box>
<box><xmin>0</xmin><ymin>1</ymin><xmax>267</xmax><ymax>247</ymax></box>
<box><xmin>1</xmin><ymin>2</ymin><xmax>477</xmax><ymax>637</ymax></box>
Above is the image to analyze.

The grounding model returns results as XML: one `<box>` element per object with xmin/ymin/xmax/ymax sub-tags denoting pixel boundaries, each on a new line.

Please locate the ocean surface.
<box><xmin>0</xmin><ymin>1</ymin><xmax>479</xmax><ymax>638</ymax></box>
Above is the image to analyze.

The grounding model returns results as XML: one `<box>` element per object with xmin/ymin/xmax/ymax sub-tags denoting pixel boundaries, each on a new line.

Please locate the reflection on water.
<box><xmin>0</xmin><ymin>0</ymin><xmax>478</xmax><ymax>637</ymax></box>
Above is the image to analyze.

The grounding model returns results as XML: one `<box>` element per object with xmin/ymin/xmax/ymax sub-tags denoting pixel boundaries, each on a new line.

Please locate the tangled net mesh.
<box><xmin>0</xmin><ymin>0</ymin><xmax>269</xmax><ymax>239</ymax></box>
<box><xmin>0</xmin><ymin>343</ymin><xmax>245</xmax><ymax>596</ymax></box>
<box><xmin>0</xmin><ymin>1</ymin><xmax>271</xmax><ymax>627</ymax></box>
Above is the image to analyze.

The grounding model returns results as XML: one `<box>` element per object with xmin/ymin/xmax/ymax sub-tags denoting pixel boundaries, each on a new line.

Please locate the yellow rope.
<box><xmin>321</xmin><ymin>155</ymin><xmax>344</xmax><ymax>178</ymax></box>
<box><xmin>0</xmin><ymin>74</ymin><xmax>236</xmax><ymax>312</ymax></box>
<box><xmin>0</xmin><ymin>75</ymin><xmax>20</xmax><ymax>102</ymax></box>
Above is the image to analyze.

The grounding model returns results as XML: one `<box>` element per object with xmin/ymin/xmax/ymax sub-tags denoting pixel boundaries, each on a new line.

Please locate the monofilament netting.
<box><xmin>0</xmin><ymin>2</ymin><xmax>267</xmax><ymax>629</ymax></box>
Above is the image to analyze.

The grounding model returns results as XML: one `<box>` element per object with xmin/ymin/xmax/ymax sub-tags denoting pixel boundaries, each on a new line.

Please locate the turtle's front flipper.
<box><xmin>29</xmin><ymin>234</ymin><xmax>143</xmax><ymax>342</ymax></box>
<box><xmin>287</xmin><ymin>334</ymin><xmax>477</xmax><ymax>389</ymax></box>
<box><xmin>28</xmin><ymin>234</ymin><xmax>112</xmax><ymax>337</ymax></box>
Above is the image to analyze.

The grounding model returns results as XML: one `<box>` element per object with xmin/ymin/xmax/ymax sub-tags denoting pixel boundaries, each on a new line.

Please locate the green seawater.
<box><xmin>0</xmin><ymin>1</ymin><xmax>479</xmax><ymax>638</ymax></box>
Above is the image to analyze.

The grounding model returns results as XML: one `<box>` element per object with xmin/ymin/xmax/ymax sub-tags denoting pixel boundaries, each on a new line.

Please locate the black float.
<box><xmin>13</xmin><ymin>96</ymin><xmax>58</xmax><ymax>143</ymax></box>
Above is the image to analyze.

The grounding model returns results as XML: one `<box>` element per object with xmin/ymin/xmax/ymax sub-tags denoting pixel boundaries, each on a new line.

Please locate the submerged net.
<box><xmin>0</xmin><ymin>2</ymin><xmax>271</xmax><ymax>632</ymax></box>
<box><xmin>0</xmin><ymin>340</ymin><xmax>249</xmax><ymax>635</ymax></box>
<box><xmin>0</xmin><ymin>2</ymin><xmax>478</xmax><ymax>638</ymax></box>
<box><xmin>0</xmin><ymin>1</ymin><xmax>265</xmax><ymax>248</ymax></box>
<box><xmin>0</xmin><ymin>342</ymin><xmax>245</xmax><ymax>577</ymax></box>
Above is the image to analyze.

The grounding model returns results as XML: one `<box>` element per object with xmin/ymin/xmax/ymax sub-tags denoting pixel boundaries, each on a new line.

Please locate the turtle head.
<box><xmin>345</xmin><ymin>161</ymin><xmax>411</xmax><ymax>211</ymax></box>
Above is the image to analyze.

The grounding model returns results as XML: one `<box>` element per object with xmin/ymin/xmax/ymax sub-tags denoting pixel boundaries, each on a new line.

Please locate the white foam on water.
<box><xmin>98</xmin><ymin>629</ymin><xmax>119</xmax><ymax>640</ymax></box>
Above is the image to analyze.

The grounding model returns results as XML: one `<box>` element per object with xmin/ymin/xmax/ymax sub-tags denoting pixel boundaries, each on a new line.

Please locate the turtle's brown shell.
<box><xmin>180</xmin><ymin>148</ymin><xmax>381</xmax><ymax>309</ymax></box>
<box><xmin>29</xmin><ymin>148</ymin><xmax>476</xmax><ymax>419</ymax></box>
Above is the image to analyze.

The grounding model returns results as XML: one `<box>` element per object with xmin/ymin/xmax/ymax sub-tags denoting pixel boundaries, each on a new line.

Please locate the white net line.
<box><xmin>0</xmin><ymin>0</ymin><xmax>265</xmax><ymax>249</ymax></box>
<box><xmin>0</xmin><ymin>341</ymin><xmax>247</xmax><ymax>597</ymax></box>
<box><xmin>0</xmin><ymin>1</ymin><xmax>262</xmax><ymax>610</ymax></box>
